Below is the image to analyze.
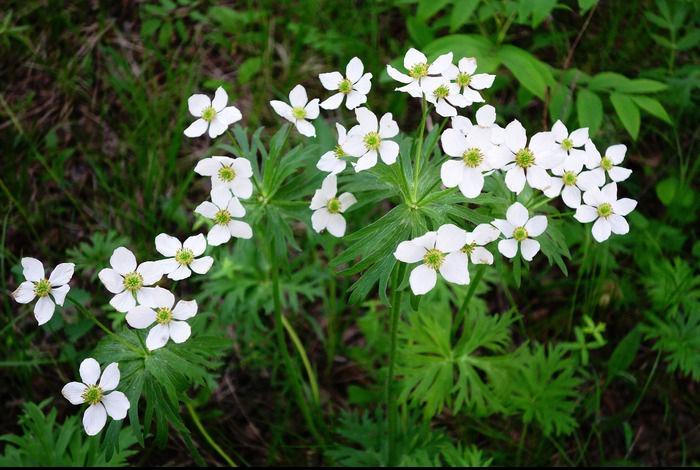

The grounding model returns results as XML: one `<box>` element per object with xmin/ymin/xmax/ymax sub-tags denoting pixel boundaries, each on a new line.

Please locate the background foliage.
<box><xmin>1</xmin><ymin>0</ymin><xmax>698</xmax><ymax>466</ymax></box>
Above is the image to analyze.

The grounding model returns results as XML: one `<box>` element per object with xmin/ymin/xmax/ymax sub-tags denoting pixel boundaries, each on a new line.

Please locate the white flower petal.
<box><xmin>491</xmin><ymin>219</ymin><xmax>514</xmax><ymax>237</ymax></box>
<box><xmin>211</xmin><ymin>87</ymin><xmax>228</xmax><ymax>112</ymax></box>
<box><xmin>355</xmin><ymin>107</ymin><xmax>378</xmax><ymax>132</ymax></box>
<box><xmin>458</xmin><ymin>57</ymin><xmax>477</xmax><ymax>75</ymax></box>
<box><xmin>208</xmin><ymin>117</ymin><xmax>228</xmax><ymax>138</ymax></box>
<box><xmin>34</xmin><ymin>296</ymin><xmax>55</xmax><ymax>325</ymax></box>
<box><xmin>102</xmin><ymin>391</ymin><xmax>130</xmax><ymax>420</ymax></box>
<box><xmin>609</xmin><ymin>166</ymin><xmax>632</xmax><ymax>182</ymax></box>
<box><xmin>146</xmin><ymin>324</ymin><xmax>170</xmax><ymax>351</ymax></box>
<box><xmin>295</xmin><ymin>119</ymin><xmax>316</xmax><ymax>137</ymax></box>
<box><xmin>83</xmin><ymin>403</ymin><xmax>107</xmax><ymax>436</ymax></box>
<box><xmin>458</xmin><ymin>168</ymin><xmax>484</xmax><ymax>199</ymax></box>
<box><xmin>326</xmin><ymin>214</ymin><xmax>347</xmax><ymax>237</ymax></box>
<box><xmin>591</xmin><ymin>217</ymin><xmax>612</xmax><ymax>242</ymax></box>
<box><xmin>320</xmin><ymin>92</ymin><xmax>344</xmax><ymax>110</ymax></box>
<box><xmin>561</xmin><ymin>185</ymin><xmax>582</xmax><ymax>208</ymax></box>
<box><xmin>344</xmin><ymin>90</ymin><xmax>367</xmax><ymax>110</ymax></box>
<box><xmin>169</xmin><ymin>321</ymin><xmax>191</xmax><ymax>344</ymax></box>
<box><xmin>217</xmin><ymin>106</ymin><xmax>242</xmax><ymax>125</ymax></box>
<box><xmin>606</xmin><ymin>144</ymin><xmax>627</xmax><ymax>164</ymax></box>
<box><xmin>524</xmin><ymin>215</ymin><xmax>547</xmax><ymax>237</ymax></box>
<box><xmin>612</xmin><ymin>198</ymin><xmax>637</xmax><ymax>216</ymax></box>
<box><xmin>311</xmin><ymin>208</ymin><xmax>330</xmax><ymax>233</ymax></box>
<box><xmin>472</xmin><ymin>224</ymin><xmax>500</xmax><ymax>245</ymax></box>
<box><xmin>526</xmin><ymin>165</ymin><xmax>551</xmax><ymax>190</ymax></box>
<box><xmin>137</xmin><ymin>261</ymin><xmax>163</xmax><ymax>286</ymax></box>
<box><xmin>379</xmin><ymin>140</ymin><xmax>399</xmax><ymax>165</ymax></box>
<box><xmin>99</xmin><ymin>363</ymin><xmax>120</xmax><ymax>391</ymax></box>
<box><xmin>190</xmin><ymin>256</ymin><xmax>214</xmax><ymax>275</ymax></box>
<box><xmin>354</xmin><ymin>151</ymin><xmax>378</xmax><ymax>172</ymax></box>
<box><xmin>289</xmin><ymin>84</ymin><xmax>308</xmax><ymax>108</ymax></box>
<box><xmin>319</xmin><ymin>71</ymin><xmax>343</xmax><ymax>90</ymax></box>
<box><xmin>469</xmin><ymin>73</ymin><xmax>495</xmax><ymax>90</ymax></box>
<box><xmin>386</xmin><ymin>64</ymin><xmax>413</xmax><ymax>84</ymax></box>
<box><xmin>346</xmin><ymin>57</ymin><xmax>364</xmax><ymax>82</ymax></box>
<box><xmin>471</xmin><ymin>247</ymin><xmax>494</xmax><ymax>265</ymax></box>
<box><xmin>439</xmin><ymin>252</ymin><xmax>469</xmax><ymax>285</ymax></box>
<box><xmin>12</xmin><ymin>281</ymin><xmax>36</xmax><ymax>304</ymax></box>
<box><xmin>61</xmin><ymin>382</ymin><xmax>87</xmax><ymax>405</ymax></box>
<box><xmin>110</xmin><ymin>247</ymin><xmax>137</xmax><ymax>275</ymax></box>
<box><xmin>338</xmin><ymin>192</ymin><xmax>357</xmax><ymax>212</ymax></box>
<box><xmin>22</xmin><ymin>257</ymin><xmax>44</xmax><ymax>282</ymax></box>
<box><xmin>270</xmin><ymin>100</ymin><xmax>293</xmax><ymax>121</ymax></box>
<box><xmin>570</xmin><ymin>127</ymin><xmax>589</xmax><ymax>147</ymax></box>
<box><xmin>188</xmin><ymin>94</ymin><xmax>211</xmax><ymax>116</ymax></box>
<box><xmin>51</xmin><ymin>284</ymin><xmax>70</xmax><ymax>306</ymax></box>
<box><xmin>436</xmin><ymin>224</ymin><xmax>467</xmax><ymax>252</ymax></box>
<box><xmin>48</xmin><ymin>263</ymin><xmax>74</xmax><ymax>286</ymax></box>
<box><xmin>498</xmin><ymin>238</ymin><xmax>518</xmax><ymax>258</ymax></box>
<box><xmin>228</xmin><ymin>220</ymin><xmax>253</xmax><ymax>239</ymax></box>
<box><xmin>506</xmin><ymin>202</ymin><xmax>529</xmax><ymax>227</ymax></box>
<box><xmin>440</xmin><ymin>159</ymin><xmax>464</xmax><ymax>188</ymax></box>
<box><xmin>168</xmin><ymin>265</ymin><xmax>191</xmax><ymax>281</ymax></box>
<box><xmin>184</xmin><ymin>118</ymin><xmax>208</xmax><ymax>138</ymax></box>
<box><xmin>304</xmin><ymin>99</ymin><xmax>320</xmax><ymax>119</ymax></box>
<box><xmin>207</xmin><ymin>224</ymin><xmax>232</xmax><ymax>246</ymax></box>
<box><xmin>404</xmin><ymin>48</ymin><xmax>428</xmax><ymax>69</ymax></box>
<box><xmin>428</xmin><ymin>52</ymin><xmax>452</xmax><ymax>74</ymax></box>
<box><xmin>125</xmin><ymin>306</ymin><xmax>156</xmax><ymax>329</ymax></box>
<box><xmin>609</xmin><ymin>214</ymin><xmax>629</xmax><ymax>235</ymax></box>
<box><xmin>172</xmin><ymin>299</ymin><xmax>198</xmax><ymax>321</ymax></box>
<box><xmin>379</xmin><ymin>113</ymin><xmax>399</xmax><ymax>138</ymax></box>
<box><xmin>194</xmin><ymin>201</ymin><xmax>219</xmax><ymax>219</ymax></box>
<box><xmin>475</xmin><ymin>105</ymin><xmax>496</xmax><ymax>127</ymax></box>
<box><xmin>137</xmin><ymin>286</ymin><xmax>173</xmax><ymax>309</ymax></box>
<box><xmin>520</xmin><ymin>239</ymin><xmax>540</xmax><ymax>261</ymax></box>
<box><xmin>505</xmin><ymin>166</ymin><xmax>526</xmax><ymax>194</ymax></box>
<box><xmin>80</xmin><ymin>358</ymin><xmax>101</xmax><ymax>385</ymax></box>
<box><xmin>394</xmin><ymin>240</ymin><xmax>427</xmax><ymax>263</ymax></box>
<box><xmin>155</xmin><ymin>234</ymin><xmax>182</xmax><ymax>257</ymax></box>
<box><xmin>110</xmin><ymin>291</ymin><xmax>136</xmax><ymax>313</ymax></box>
<box><xmin>409</xmin><ymin>264</ymin><xmax>437</xmax><ymax>295</ymax></box>
<box><xmin>504</xmin><ymin>120</ymin><xmax>526</xmax><ymax>153</ymax></box>
<box><xmin>551</xmin><ymin>120</ymin><xmax>568</xmax><ymax>141</ymax></box>
<box><xmin>353</xmin><ymin>73</ymin><xmax>372</xmax><ymax>94</ymax></box>
<box><xmin>574</xmin><ymin>205</ymin><xmax>598</xmax><ymax>223</ymax></box>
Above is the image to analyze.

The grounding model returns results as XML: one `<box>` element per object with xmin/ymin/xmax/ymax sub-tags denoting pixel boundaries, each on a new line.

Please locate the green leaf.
<box><xmin>610</xmin><ymin>93</ymin><xmax>640</xmax><ymax>139</ymax></box>
<box><xmin>449</xmin><ymin>0</ymin><xmax>480</xmax><ymax>31</ymax></box>
<box><xmin>498</xmin><ymin>45</ymin><xmax>550</xmax><ymax>99</ymax></box>
<box><xmin>578</xmin><ymin>0</ymin><xmax>598</xmax><ymax>11</ymax></box>
<box><xmin>632</xmin><ymin>95</ymin><xmax>673</xmax><ymax>124</ymax></box>
<box><xmin>422</xmin><ymin>34</ymin><xmax>499</xmax><ymax>72</ymax></box>
<box><xmin>655</xmin><ymin>177</ymin><xmax>678</xmax><ymax>206</ymax></box>
<box><xmin>417</xmin><ymin>0</ymin><xmax>451</xmax><ymax>20</ymax></box>
<box><xmin>576</xmin><ymin>88</ymin><xmax>603</xmax><ymax>134</ymax></box>
<box><xmin>677</xmin><ymin>30</ymin><xmax>700</xmax><ymax>50</ymax></box>
<box><xmin>237</xmin><ymin>57</ymin><xmax>262</xmax><ymax>85</ymax></box>
<box><xmin>607</xmin><ymin>327</ymin><xmax>642</xmax><ymax>380</ymax></box>
<box><xmin>615</xmin><ymin>78</ymin><xmax>668</xmax><ymax>94</ymax></box>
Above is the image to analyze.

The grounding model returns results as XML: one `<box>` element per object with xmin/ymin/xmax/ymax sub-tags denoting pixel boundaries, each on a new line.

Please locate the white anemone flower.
<box><xmin>549</xmin><ymin>120</ymin><xmax>589</xmax><ymax>172</ymax></box>
<box><xmin>386</xmin><ymin>48</ymin><xmax>453</xmax><ymax>98</ymax></box>
<box><xmin>580</xmin><ymin>141</ymin><xmax>632</xmax><ymax>184</ymax></box>
<box><xmin>393</xmin><ymin>224</ymin><xmax>470</xmax><ymax>295</ymax></box>
<box><xmin>462</xmin><ymin>224</ymin><xmax>501</xmax><ymax>265</ymax></box>
<box><xmin>574</xmin><ymin>182</ymin><xmax>637</xmax><ymax>242</ymax></box>
<box><xmin>492</xmin><ymin>202</ymin><xmax>548</xmax><ymax>261</ymax></box>
<box><xmin>317</xmin><ymin>123</ymin><xmax>349</xmax><ymax>174</ymax></box>
<box><xmin>184</xmin><ymin>87</ymin><xmax>242</xmax><ymax>139</ymax></box>
<box><xmin>452</xmin><ymin>105</ymin><xmax>505</xmax><ymax>144</ymax></box>
<box><xmin>440</xmin><ymin>128</ymin><xmax>503</xmax><ymax>198</ymax></box>
<box><xmin>270</xmin><ymin>84</ymin><xmax>320</xmax><ymax>137</ymax></box>
<box><xmin>194</xmin><ymin>156</ymin><xmax>254</xmax><ymax>199</ymax></box>
<box><xmin>422</xmin><ymin>76</ymin><xmax>468</xmax><ymax>117</ymax></box>
<box><xmin>125</xmin><ymin>290</ymin><xmax>197</xmax><ymax>351</ymax></box>
<box><xmin>61</xmin><ymin>358</ymin><xmax>130</xmax><ymax>436</ymax></box>
<box><xmin>98</xmin><ymin>248</ymin><xmax>167</xmax><ymax>313</ymax></box>
<box><xmin>310</xmin><ymin>174</ymin><xmax>356</xmax><ymax>237</ymax></box>
<box><xmin>154</xmin><ymin>233</ymin><xmax>214</xmax><ymax>281</ymax></box>
<box><xmin>544</xmin><ymin>151</ymin><xmax>603</xmax><ymax>208</ymax></box>
<box><xmin>319</xmin><ymin>57</ymin><xmax>373</xmax><ymax>110</ymax></box>
<box><xmin>501</xmin><ymin>120</ymin><xmax>560</xmax><ymax>194</ymax></box>
<box><xmin>342</xmin><ymin>107</ymin><xmax>400</xmax><ymax>172</ymax></box>
<box><xmin>443</xmin><ymin>57</ymin><xmax>495</xmax><ymax>105</ymax></box>
<box><xmin>194</xmin><ymin>186</ymin><xmax>252</xmax><ymax>246</ymax></box>
<box><xmin>12</xmin><ymin>258</ymin><xmax>74</xmax><ymax>325</ymax></box>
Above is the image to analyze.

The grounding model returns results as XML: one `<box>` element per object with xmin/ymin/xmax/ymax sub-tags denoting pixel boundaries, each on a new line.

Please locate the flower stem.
<box><xmin>268</xmin><ymin>239</ymin><xmax>324</xmax><ymax>444</ymax></box>
<box><xmin>411</xmin><ymin>98</ymin><xmax>429</xmax><ymax>201</ymax></box>
<box><xmin>456</xmin><ymin>264</ymin><xmax>486</xmax><ymax>325</ymax></box>
<box><xmin>386</xmin><ymin>262</ymin><xmax>406</xmax><ymax>466</ymax></box>
<box><xmin>185</xmin><ymin>401</ymin><xmax>238</xmax><ymax>467</ymax></box>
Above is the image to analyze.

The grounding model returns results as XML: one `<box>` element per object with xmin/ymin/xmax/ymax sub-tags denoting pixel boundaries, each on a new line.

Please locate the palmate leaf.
<box><xmin>0</xmin><ymin>400</ymin><xmax>137</xmax><ymax>466</ymax></box>
<box><xmin>397</xmin><ymin>299</ymin><xmax>517</xmax><ymax>418</ymax></box>
<box><xmin>508</xmin><ymin>344</ymin><xmax>583</xmax><ymax>436</ymax></box>
<box><xmin>642</xmin><ymin>309</ymin><xmax>700</xmax><ymax>381</ymax></box>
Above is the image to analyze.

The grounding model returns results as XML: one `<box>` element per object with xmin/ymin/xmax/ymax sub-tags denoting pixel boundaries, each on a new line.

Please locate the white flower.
<box><xmin>451</xmin><ymin>105</ymin><xmax>505</xmax><ymax>145</ymax></box>
<box><xmin>439</xmin><ymin>128</ymin><xmax>503</xmax><ymax>198</ymax></box>
<box><xmin>462</xmin><ymin>224</ymin><xmax>501</xmax><ymax>265</ymax></box>
<box><xmin>310</xmin><ymin>174</ymin><xmax>356</xmax><ymax>237</ymax></box>
<box><xmin>12</xmin><ymin>258</ymin><xmax>74</xmax><ymax>325</ymax></box>
<box><xmin>194</xmin><ymin>156</ymin><xmax>253</xmax><ymax>199</ymax></box>
<box><xmin>393</xmin><ymin>224</ymin><xmax>469</xmax><ymax>295</ymax></box>
<box><xmin>386</xmin><ymin>48</ymin><xmax>453</xmax><ymax>98</ymax></box>
<box><xmin>443</xmin><ymin>57</ymin><xmax>495</xmax><ymax>105</ymax></box>
<box><xmin>154</xmin><ymin>233</ymin><xmax>214</xmax><ymax>281</ymax></box>
<box><xmin>421</xmin><ymin>76</ymin><xmax>468</xmax><ymax>117</ymax></box>
<box><xmin>574</xmin><ymin>182</ymin><xmax>637</xmax><ymax>242</ymax></box>
<box><xmin>501</xmin><ymin>120</ymin><xmax>560</xmax><ymax>194</ymax></box>
<box><xmin>184</xmin><ymin>87</ymin><xmax>242</xmax><ymax>139</ymax></box>
<box><xmin>194</xmin><ymin>186</ymin><xmax>252</xmax><ymax>246</ymax></box>
<box><xmin>319</xmin><ymin>57</ymin><xmax>372</xmax><ymax>110</ymax></box>
<box><xmin>125</xmin><ymin>290</ymin><xmax>197</xmax><ymax>351</ymax></box>
<box><xmin>492</xmin><ymin>202</ymin><xmax>548</xmax><ymax>261</ymax></box>
<box><xmin>544</xmin><ymin>150</ymin><xmax>602</xmax><ymax>208</ymax></box>
<box><xmin>580</xmin><ymin>141</ymin><xmax>632</xmax><ymax>184</ymax></box>
<box><xmin>98</xmin><ymin>248</ymin><xmax>168</xmax><ymax>313</ymax></box>
<box><xmin>549</xmin><ymin>120</ymin><xmax>589</xmax><ymax>172</ymax></box>
<box><xmin>317</xmin><ymin>123</ymin><xmax>349</xmax><ymax>174</ymax></box>
<box><xmin>342</xmin><ymin>107</ymin><xmax>400</xmax><ymax>172</ymax></box>
<box><xmin>270</xmin><ymin>84</ymin><xmax>320</xmax><ymax>137</ymax></box>
<box><xmin>61</xmin><ymin>358</ymin><xmax>130</xmax><ymax>436</ymax></box>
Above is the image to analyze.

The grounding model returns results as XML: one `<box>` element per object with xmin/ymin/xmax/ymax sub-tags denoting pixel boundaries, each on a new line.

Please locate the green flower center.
<box><xmin>597</xmin><ymin>202</ymin><xmax>613</xmax><ymax>218</ymax></box>
<box><xmin>327</xmin><ymin>197</ymin><xmax>342</xmax><ymax>214</ymax></box>
<box><xmin>82</xmin><ymin>385</ymin><xmax>104</xmax><ymax>406</ymax></box>
<box><xmin>515</xmin><ymin>148</ymin><xmax>535</xmax><ymax>169</ymax></box>
<box><xmin>561</xmin><ymin>138</ymin><xmax>573</xmax><ymax>151</ymax></box>
<box><xmin>175</xmin><ymin>248</ymin><xmax>194</xmax><ymax>266</ymax></box>
<box><xmin>214</xmin><ymin>209</ymin><xmax>232</xmax><ymax>225</ymax></box>
<box><xmin>334</xmin><ymin>145</ymin><xmax>346</xmax><ymax>158</ymax></box>
<box><xmin>34</xmin><ymin>278</ymin><xmax>51</xmax><ymax>298</ymax></box>
<box><xmin>433</xmin><ymin>84</ymin><xmax>450</xmax><ymax>100</ymax></box>
<box><xmin>462</xmin><ymin>148</ymin><xmax>484</xmax><ymax>168</ymax></box>
<box><xmin>563</xmin><ymin>171</ymin><xmax>577</xmax><ymax>186</ymax></box>
<box><xmin>456</xmin><ymin>72</ymin><xmax>472</xmax><ymax>88</ymax></box>
<box><xmin>513</xmin><ymin>226</ymin><xmax>528</xmax><ymax>241</ymax></box>
<box><xmin>409</xmin><ymin>62</ymin><xmax>428</xmax><ymax>79</ymax></box>
<box><xmin>363</xmin><ymin>131</ymin><xmax>381</xmax><ymax>151</ymax></box>
<box><xmin>601</xmin><ymin>156</ymin><xmax>613</xmax><ymax>171</ymax></box>
<box><xmin>201</xmin><ymin>106</ymin><xmax>217</xmax><ymax>123</ymax></box>
<box><xmin>338</xmin><ymin>78</ymin><xmax>353</xmax><ymax>94</ymax></box>
<box><xmin>123</xmin><ymin>272</ymin><xmax>143</xmax><ymax>293</ymax></box>
<box><xmin>292</xmin><ymin>106</ymin><xmax>306</xmax><ymax>120</ymax></box>
<box><xmin>461</xmin><ymin>242</ymin><xmax>476</xmax><ymax>255</ymax></box>
<box><xmin>423</xmin><ymin>248</ymin><xmax>445</xmax><ymax>270</ymax></box>
<box><xmin>155</xmin><ymin>307</ymin><xmax>173</xmax><ymax>325</ymax></box>
<box><xmin>218</xmin><ymin>166</ymin><xmax>236</xmax><ymax>182</ymax></box>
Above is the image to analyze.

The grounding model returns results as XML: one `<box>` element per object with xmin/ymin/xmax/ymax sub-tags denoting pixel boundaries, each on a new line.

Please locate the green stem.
<box><xmin>516</xmin><ymin>421</ymin><xmax>529</xmax><ymax>465</ymax></box>
<box><xmin>456</xmin><ymin>264</ymin><xmax>486</xmax><ymax>325</ymax></box>
<box><xmin>186</xmin><ymin>402</ymin><xmax>237</xmax><ymax>467</ymax></box>
<box><xmin>268</xmin><ymin>239</ymin><xmax>324</xmax><ymax>443</ymax></box>
<box><xmin>411</xmin><ymin>98</ymin><xmax>429</xmax><ymax>202</ymax></box>
<box><xmin>281</xmin><ymin>315</ymin><xmax>320</xmax><ymax>406</ymax></box>
<box><xmin>324</xmin><ymin>271</ymin><xmax>339</xmax><ymax>378</ymax></box>
<box><xmin>386</xmin><ymin>263</ymin><xmax>406</xmax><ymax>466</ymax></box>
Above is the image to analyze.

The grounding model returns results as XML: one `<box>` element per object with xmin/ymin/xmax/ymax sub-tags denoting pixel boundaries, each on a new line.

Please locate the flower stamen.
<box><xmin>175</xmin><ymin>248</ymin><xmax>194</xmax><ymax>266</ymax></box>
<box><xmin>82</xmin><ymin>385</ymin><xmax>104</xmax><ymax>406</ymax></box>
<box><xmin>423</xmin><ymin>248</ymin><xmax>445</xmax><ymax>270</ymax></box>
<box><xmin>218</xmin><ymin>166</ymin><xmax>236</xmax><ymax>182</ymax></box>
<box><xmin>515</xmin><ymin>148</ymin><xmax>535</xmax><ymax>169</ymax></box>
<box><xmin>363</xmin><ymin>131</ymin><xmax>381</xmax><ymax>151</ymax></box>
<box><xmin>462</xmin><ymin>148</ymin><xmax>484</xmax><ymax>168</ymax></box>
<box><xmin>201</xmin><ymin>106</ymin><xmax>217</xmax><ymax>123</ymax></box>
<box><xmin>155</xmin><ymin>307</ymin><xmax>173</xmax><ymax>325</ymax></box>
<box><xmin>122</xmin><ymin>272</ymin><xmax>143</xmax><ymax>293</ymax></box>
<box><xmin>597</xmin><ymin>202</ymin><xmax>612</xmax><ymax>218</ymax></box>
<box><xmin>214</xmin><ymin>209</ymin><xmax>232</xmax><ymax>225</ymax></box>
<box><xmin>34</xmin><ymin>278</ymin><xmax>51</xmax><ymax>298</ymax></box>
<box><xmin>513</xmin><ymin>226</ymin><xmax>528</xmax><ymax>241</ymax></box>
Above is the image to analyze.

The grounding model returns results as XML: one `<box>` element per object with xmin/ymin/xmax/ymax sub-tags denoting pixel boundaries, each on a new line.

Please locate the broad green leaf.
<box><xmin>610</xmin><ymin>93</ymin><xmax>640</xmax><ymax>139</ymax></box>
<box><xmin>607</xmin><ymin>327</ymin><xmax>642</xmax><ymax>380</ymax></box>
<box><xmin>498</xmin><ymin>45</ymin><xmax>550</xmax><ymax>99</ymax></box>
<box><xmin>578</xmin><ymin>0</ymin><xmax>598</xmax><ymax>11</ymax></box>
<box><xmin>422</xmin><ymin>34</ymin><xmax>499</xmax><ymax>72</ymax></box>
<box><xmin>615</xmin><ymin>78</ymin><xmax>668</xmax><ymax>94</ymax></box>
<box><xmin>655</xmin><ymin>177</ymin><xmax>678</xmax><ymax>206</ymax></box>
<box><xmin>417</xmin><ymin>0</ymin><xmax>451</xmax><ymax>20</ymax></box>
<box><xmin>237</xmin><ymin>57</ymin><xmax>262</xmax><ymax>84</ymax></box>
<box><xmin>633</xmin><ymin>95</ymin><xmax>673</xmax><ymax>124</ymax></box>
<box><xmin>449</xmin><ymin>0</ymin><xmax>480</xmax><ymax>31</ymax></box>
<box><xmin>576</xmin><ymin>88</ymin><xmax>603</xmax><ymax>134</ymax></box>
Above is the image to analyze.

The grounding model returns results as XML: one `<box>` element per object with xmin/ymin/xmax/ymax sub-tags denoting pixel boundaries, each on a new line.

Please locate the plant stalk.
<box><xmin>386</xmin><ymin>262</ymin><xmax>406</xmax><ymax>466</ymax></box>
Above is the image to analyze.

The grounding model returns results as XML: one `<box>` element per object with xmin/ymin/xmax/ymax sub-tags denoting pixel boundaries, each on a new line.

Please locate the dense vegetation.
<box><xmin>1</xmin><ymin>0</ymin><xmax>698</xmax><ymax>466</ymax></box>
